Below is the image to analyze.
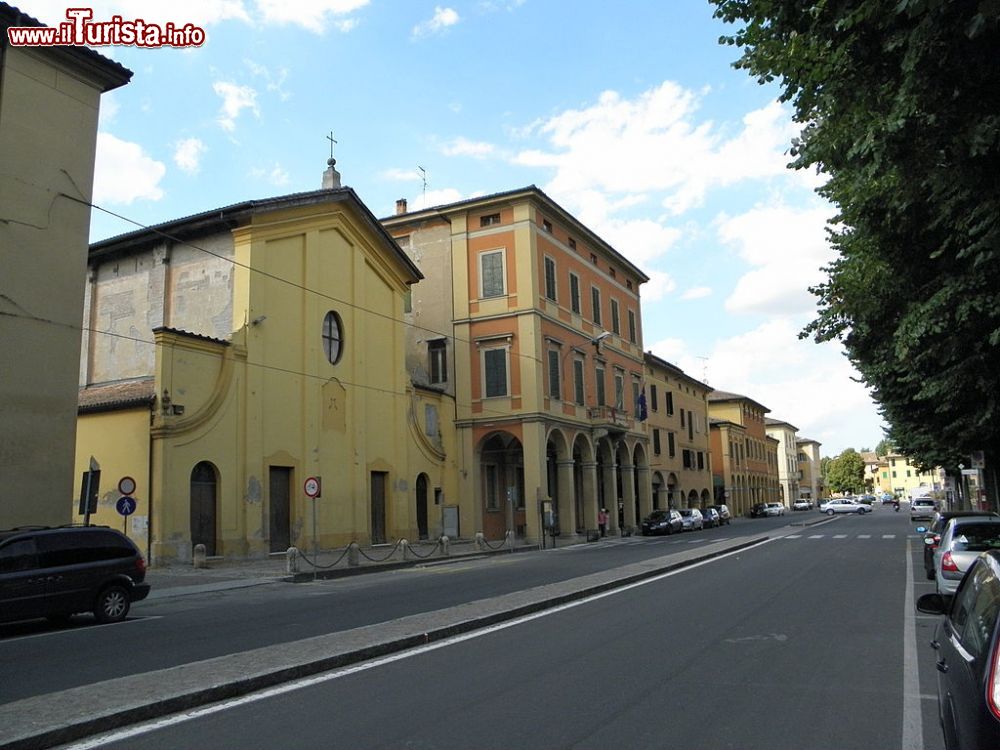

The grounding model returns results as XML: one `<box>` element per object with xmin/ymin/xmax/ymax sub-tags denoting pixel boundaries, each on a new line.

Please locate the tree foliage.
<box><xmin>709</xmin><ymin>0</ymin><xmax>1000</xmax><ymax>476</ymax></box>
<box><xmin>825</xmin><ymin>448</ymin><xmax>865</xmax><ymax>493</ymax></box>
<box><xmin>875</xmin><ymin>438</ymin><xmax>895</xmax><ymax>457</ymax></box>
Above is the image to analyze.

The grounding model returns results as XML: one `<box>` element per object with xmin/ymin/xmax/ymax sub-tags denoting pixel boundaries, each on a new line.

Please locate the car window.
<box><xmin>951</xmin><ymin>562</ymin><xmax>1000</xmax><ymax>659</ymax></box>
<box><xmin>951</xmin><ymin>524</ymin><xmax>1000</xmax><ymax>552</ymax></box>
<box><xmin>0</xmin><ymin>538</ymin><xmax>39</xmax><ymax>573</ymax></box>
<box><xmin>37</xmin><ymin>530</ymin><xmax>135</xmax><ymax>567</ymax></box>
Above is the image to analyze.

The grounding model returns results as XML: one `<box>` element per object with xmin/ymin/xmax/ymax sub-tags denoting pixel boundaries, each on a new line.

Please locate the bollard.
<box><xmin>348</xmin><ymin>542</ymin><xmax>360</xmax><ymax>567</ymax></box>
<box><xmin>400</xmin><ymin>539</ymin><xmax>409</xmax><ymax>560</ymax></box>
<box><xmin>440</xmin><ymin>535</ymin><xmax>450</xmax><ymax>556</ymax></box>
<box><xmin>193</xmin><ymin>543</ymin><xmax>207</xmax><ymax>569</ymax></box>
<box><xmin>474</xmin><ymin>531</ymin><xmax>485</xmax><ymax>551</ymax></box>
<box><xmin>286</xmin><ymin>546</ymin><xmax>299</xmax><ymax>574</ymax></box>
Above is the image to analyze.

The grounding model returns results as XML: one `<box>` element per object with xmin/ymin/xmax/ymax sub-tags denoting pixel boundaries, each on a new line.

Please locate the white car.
<box><xmin>819</xmin><ymin>498</ymin><xmax>869</xmax><ymax>515</ymax></box>
<box><xmin>764</xmin><ymin>502</ymin><xmax>785</xmax><ymax>516</ymax></box>
<box><xmin>910</xmin><ymin>497</ymin><xmax>937</xmax><ymax>521</ymax></box>
<box><xmin>792</xmin><ymin>499</ymin><xmax>813</xmax><ymax>511</ymax></box>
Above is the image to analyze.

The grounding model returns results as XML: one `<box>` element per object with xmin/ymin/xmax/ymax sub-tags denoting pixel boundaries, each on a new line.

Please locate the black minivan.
<box><xmin>0</xmin><ymin>525</ymin><xmax>150</xmax><ymax>625</ymax></box>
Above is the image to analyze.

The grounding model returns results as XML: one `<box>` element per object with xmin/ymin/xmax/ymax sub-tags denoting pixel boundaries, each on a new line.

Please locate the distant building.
<box><xmin>796</xmin><ymin>438</ymin><xmax>824</xmax><ymax>500</ymax></box>
<box><xmin>0</xmin><ymin>3</ymin><xmax>131</xmax><ymax>528</ymax></box>
<box><xmin>707</xmin><ymin>390</ymin><xmax>777</xmax><ymax>515</ymax></box>
<box><xmin>643</xmin><ymin>352</ymin><xmax>713</xmax><ymax>509</ymax></box>
<box><xmin>765</xmin><ymin>417</ymin><xmax>800</xmax><ymax>507</ymax></box>
<box><xmin>882</xmin><ymin>453</ymin><xmax>946</xmax><ymax>499</ymax></box>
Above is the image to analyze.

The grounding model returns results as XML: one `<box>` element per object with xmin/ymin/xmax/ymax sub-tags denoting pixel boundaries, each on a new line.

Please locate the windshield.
<box><xmin>679</xmin><ymin>510</ymin><xmax>692</xmax><ymax>517</ymax></box>
<box><xmin>647</xmin><ymin>511</ymin><xmax>668</xmax><ymax>521</ymax></box>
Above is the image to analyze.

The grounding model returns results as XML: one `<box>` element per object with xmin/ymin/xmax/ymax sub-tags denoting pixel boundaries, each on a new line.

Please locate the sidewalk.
<box><xmin>146</xmin><ymin>536</ymin><xmax>539</xmax><ymax>598</ymax></box>
<box><xmin>1</xmin><ymin>532</ymin><xmax>775</xmax><ymax>750</ymax></box>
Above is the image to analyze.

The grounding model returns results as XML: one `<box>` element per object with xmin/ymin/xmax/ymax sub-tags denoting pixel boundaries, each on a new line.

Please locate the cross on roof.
<box><xmin>326</xmin><ymin>131</ymin><xmax>338</xmax><ymax>160</ymax></box>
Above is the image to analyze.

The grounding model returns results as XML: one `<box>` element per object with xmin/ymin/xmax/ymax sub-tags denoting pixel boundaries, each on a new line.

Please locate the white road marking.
<box><xmin>858</xmin><ymin>534</ymin><xmax>872</xmax><ymax>539</ymax></box>
<box><xmin>883</xmin><ymin>535</ymin><xmax>897</xmax><ymax>539</ymax></box>
<box><xmin>833</xmin><ymin>534</ymin><xmax>848</xmax><ymax>539</ymax></box>
<box><xmin>808</xmin><ymin>535</ymin><xmax>824</xmax><ymax>539</ymax></box>
<box><xmin>902</xmin><ymin>538</ymin><xmax>924</xmax><ymax>750</ymax></box>
<box><xmin>785</xmin><ymin>535</ymin><xmax>802</xmax><ymax>539</ymax></box>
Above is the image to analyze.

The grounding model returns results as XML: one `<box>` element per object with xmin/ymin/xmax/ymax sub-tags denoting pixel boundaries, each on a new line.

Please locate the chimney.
<box><xmin>395</xmin><ymin>198</ymin><xmax>408</xmax><ymax>215</ymax></box>
<box><xmin>322</xmin><ymin>157</ymin><xmax>341</xmax><ymax>189</ymax></box>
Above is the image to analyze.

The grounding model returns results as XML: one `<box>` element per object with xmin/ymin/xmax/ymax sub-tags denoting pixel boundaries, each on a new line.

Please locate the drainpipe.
<box><xmin>147</xmin><ymin>408</ymin><xmax>154</xmax><ymax>566</ymax></box>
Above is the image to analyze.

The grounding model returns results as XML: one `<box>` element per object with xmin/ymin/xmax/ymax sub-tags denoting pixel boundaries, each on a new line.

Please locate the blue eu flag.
<box><xmin>637</xmin><ymin>391</ymin><xmax>648</xmax><ymax>421</ymax></box>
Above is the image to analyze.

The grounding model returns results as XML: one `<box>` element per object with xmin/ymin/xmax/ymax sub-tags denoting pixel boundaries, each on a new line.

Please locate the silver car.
<box><xmin>677</xmin><ymin>508</ymin><xmax>704</xmax><ymax>531</ymax></box>
<box><xmin>819</xmin><ymin>498</ymin><xmax>868</xmax><ymax>515</ymax></box>
<box><xmin>933</xmin><ymin>517</ymin><xmax>1000</xmax><ymax>595</ymax></box>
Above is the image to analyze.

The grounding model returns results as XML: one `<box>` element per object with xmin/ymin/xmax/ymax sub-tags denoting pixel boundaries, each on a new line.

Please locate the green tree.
<box><xmin>875</xmin><ymin>438</ymin><xmax>895</xmax><ymax>457</ymax></box>
<box><xmin>826</xmin><ymin>448</ymin><xmax>865</xmax><ymax>494</ymax></box>
<box><xmin>709</xmin><ymin>0</ymin><xmax>1000</xmax><ymax>503</ymax></box>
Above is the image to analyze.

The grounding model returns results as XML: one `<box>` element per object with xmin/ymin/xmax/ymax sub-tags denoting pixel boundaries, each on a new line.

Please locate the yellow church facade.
<box><xmin>73</xmin><ymin>182</ymin><xmax>464</xmax><ymax>563</ymax></box>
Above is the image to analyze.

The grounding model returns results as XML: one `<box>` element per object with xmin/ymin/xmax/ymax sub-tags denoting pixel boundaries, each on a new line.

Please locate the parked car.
<box><xmin>763</xmin><ymin>502</ymin><xmax>785</xmax><ymax>517</ymax></box>
<box><xmin>856</xmin><ymin>495</ymin><xmax>876</xmax><ymax>506</ymax></box>
<box><xmin>819</xmin><ymin>498</ymin><xmax>868</xmax><ymax>515</ymax></box>
<box><xmin>917</xmin><ymin>550</ymin><xmax>1000</xmax><ymax>749</ymax></box>
<box><xmin>749</xmin><ymin>503</ymin><xmax>768</xmax><ymax>518</ymax></box>
<box><xmin>0</xmin><ymin>525</ymin><xmax>150</xmax><ymax>625</ymax></box>
<box><xmin>910</xmin><ymin>497</ymin><xmax>938</xmax><ymax>521</ymax></box>
<box><xmin>701</xmin><ymin>507</ymin><xmax>721</xmax><ymax>528</ymax></box>
<box><xmin>792</xmin><ymin>499</ymin><xmax>813</xmax><ymax>511</ymax></box>
<box><xmin>641</xmin><ymin>509</ymin><xmax>683</xmax><ymax>536</ymax></box>
<box><xmin>677</xmin><ymin>508</ymin><xmax>704</xmax><ymax>531</ymax></box>
<box><xmin>710</xmin><ymin>504</ymin><xmax>732</xmax><ymax>525</ymax></box>
<box><xmin>933</xmin><ymin>517</ymin><xmax>1000</xmax><ymax>596</ymax></box>
<box><xmin>919</xmin><ymin>511</ymin><xmax>1000</xmax><ymax>581</ymax></box>
<box><xmin>881</xmin><ymin>494</ymin><xmax>897</xmax><ymax>505</ymax></box>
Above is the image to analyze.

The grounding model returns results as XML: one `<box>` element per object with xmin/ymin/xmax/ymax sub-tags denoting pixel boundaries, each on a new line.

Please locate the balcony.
<box><xmin>588</xmin><ymin>406</ymin><xmax>631</xmax><ymax>436</ymax></box>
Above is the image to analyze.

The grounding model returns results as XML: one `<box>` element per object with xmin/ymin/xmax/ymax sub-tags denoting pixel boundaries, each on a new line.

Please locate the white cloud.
<box><xmin>680</xmin><ymin>286</ymin><xmax>712</xmax><ymax>300</ymax></box>
<box><xmin>93</xmin><ymin>133</ymin><xmax>166</xmax><ymax>204</ymax></box>
<box><xmin>251</xmin><ymin>163</ymin><xmax>290</xmax><ymax>186</ymax></box>
<box><xmin>717</xmin><ymin>202</ymin><xmax>836</xmax><ymax>316</ymax></box>
<box><xmin>173</xmin><ymin>138</ymin><xmax>207</xmax><ymax>174</ymax></box>
<box><xmin>413</xmin><ymin>6</ymin><xmax>459</xmax><ymax>37</ymax></box>
<box><xmin>640</xmin><ymin>270</ymin><xmax>678</xmax><ymax>302</ymax></box>
<box><xmin>255</xmin><ymin>0</ymin><xmax>368</xmax><ymax>33</ymax></box>
<box><xmin>411</xmin><ymin>187</ymin><xmax>467</xmax><ymax>211</ymax></box>
<box><xmin>381</xmin><ymin>167</ymin><xmax>422</xmax><ymax>182</ymax></box>
<box><xmin>657</xmin><ymin>320</ymin><xmax>884</xmax><ymax>455</ymax></box>
<box><xmin>441</xmin><ymin>137</ymin><xmax>495</xmax><ymax>159</ymax></box>
<box><xmin>98</xmin><ymin>93</ymin><xmax>119</xmax><ymax>125</ymax></box>
<box><xmin>213</xmin><ymin>82</ymin><xmax>259</xmax><ymax>131</ymax></box>
<box><xmin>244</xmin><ymin>59</ymin><xmax>291</xmax><ymax>100</ymax></box>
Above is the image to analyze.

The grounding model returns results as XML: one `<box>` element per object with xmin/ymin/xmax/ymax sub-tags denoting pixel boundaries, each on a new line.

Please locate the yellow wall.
<box><xmin>1</xmin><ymin>44</ymin><xmax>127</xmax><ymax>527</ymax></box>
<box><xmin>74</xmin><ymin>408</ymin><xmax>151</xmax><ymax>555</ymax></box>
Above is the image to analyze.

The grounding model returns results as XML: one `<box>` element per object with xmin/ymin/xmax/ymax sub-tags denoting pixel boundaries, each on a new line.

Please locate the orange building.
<box><xmin>383</xmin><ymin>187</ymin><xmax>650</xmax><ymax>542</ymax></box>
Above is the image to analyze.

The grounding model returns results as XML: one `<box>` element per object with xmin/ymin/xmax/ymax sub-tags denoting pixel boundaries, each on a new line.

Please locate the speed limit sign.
<box><xmin>304</xmin><ymin>476</ymin><xmax>321</xmax><ymax>499</ymax></box>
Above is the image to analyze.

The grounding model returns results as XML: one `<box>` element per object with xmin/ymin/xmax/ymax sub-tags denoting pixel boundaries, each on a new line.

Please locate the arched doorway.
<box><xmin>190</xmin><ymin>461</ymin><xmax>218</xmax><ymax>556</ymax></box>
<box><xmin>687</xmin><ymin>489</ymin><xmax>699</xmax><ymax>507</ymax></box>
<box><xmin>415</xmin><ymin>473</ymin><xmax>429</xmax><ymax>540</ymax></box>
<box><xmin>480</xmin><ymin>432</ymin><xmax>525</xmax><ymax>540</ymax></box>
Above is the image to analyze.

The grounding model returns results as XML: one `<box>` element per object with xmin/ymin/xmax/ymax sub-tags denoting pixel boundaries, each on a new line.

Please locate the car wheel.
<box><xmin>857</xmin><ymin>508</ymin><xmax>865</xmax><ymax>514</ymax></box>
<box><xmin>94</xmin><ymin>585</ymin><xmax>131</xmax><ymax>623</ymax></box>
<box><xmin>826</xmin><ymin>509</ymin><xmax>835</xmax><ymax>515</ymax></box>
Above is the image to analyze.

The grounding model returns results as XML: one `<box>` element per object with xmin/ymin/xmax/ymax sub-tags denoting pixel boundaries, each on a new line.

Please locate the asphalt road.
<box><xmin>1</xmin><ymin>515</ymin><xmax>782</xmax><ymax>703</ymax></box>
<box><xmin>61</xmin><ymin>509</ymin><xmax>949</xmax><ymax>750</ymax></box>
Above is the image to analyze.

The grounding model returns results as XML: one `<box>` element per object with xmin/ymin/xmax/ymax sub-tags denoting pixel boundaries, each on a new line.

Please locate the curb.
<box><xmin>0</xmin><ymin>535</ymin><xmax>769</xmax><ymax>750</ymax></box>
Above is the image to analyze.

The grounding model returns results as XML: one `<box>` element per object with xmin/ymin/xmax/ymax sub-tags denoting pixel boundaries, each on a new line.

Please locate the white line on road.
<box><xmin>785</xmin><ymin>535</ymin><xmax>802</xmax><ymax>539</ymax></box>
<box><xmin>808</xmin><ymin>535</ymin><xmax>824</xmax><ymax>539</ymax></box>
<box><xmin>858</xmin><ymin>534</ymin><xmax>872</xmax><ymax>539</ymax></box>
<box><xmin>57</xmin><ymin>539</ymin><xmax>775</xmax><ymax>749</ymax></box>
<box><xmin>833</xmin><ymin>535</ymin><xmax>848</xmax><ymax>539</ymax></box>
<box><xmin>903</xmin><ymin>538</ymin><xmax>924</xmax><ymax>750</ymax></box>
<box><xmin>883</xmin><ymin>535</ymin><xmax>897</xmax><ymax>539</ymax></box>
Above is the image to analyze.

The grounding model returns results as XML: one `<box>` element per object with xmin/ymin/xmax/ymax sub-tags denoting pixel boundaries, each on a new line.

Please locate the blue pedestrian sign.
<box><xmin>116</xmin><ymin>496</ymin><xmax>137</xmax><ymax>516</ymax></box>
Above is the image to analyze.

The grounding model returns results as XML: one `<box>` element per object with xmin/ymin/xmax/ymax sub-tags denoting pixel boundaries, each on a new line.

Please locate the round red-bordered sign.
<box><xmin>118</xmin><ymin>476</ymin><xmax>137</xmax><ymax>496</ymax></box>
<box><xmin>304</xmin><ymin>476</ymin><xmax>321</xmax><ymax>498</ymax></box>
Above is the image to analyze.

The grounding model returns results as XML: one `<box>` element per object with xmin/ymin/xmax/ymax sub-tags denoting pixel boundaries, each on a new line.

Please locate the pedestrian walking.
<box><xmin>598</xmin><ymin>508</ymin><xmax>608</xmax><ymax>537</ymax></box>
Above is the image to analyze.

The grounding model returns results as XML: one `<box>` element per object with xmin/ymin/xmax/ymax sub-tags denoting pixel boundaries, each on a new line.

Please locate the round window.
<box><xmin>322</xmin><ymin>311</ymin><xmax>343</xmax><ymax>364</ymax></box>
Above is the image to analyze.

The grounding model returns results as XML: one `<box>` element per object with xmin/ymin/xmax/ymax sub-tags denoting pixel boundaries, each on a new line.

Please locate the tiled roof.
<box><xmin>79</xmin><ymin>378</ymin><xmax>155</xmax><ymax>413</ymax></box>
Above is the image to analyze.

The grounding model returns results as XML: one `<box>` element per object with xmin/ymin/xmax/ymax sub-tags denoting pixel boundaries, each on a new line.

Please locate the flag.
<box><xmin>637</xmin><ymin>391</ymin><xmax>648</xmax><ymax>422</ymax></box>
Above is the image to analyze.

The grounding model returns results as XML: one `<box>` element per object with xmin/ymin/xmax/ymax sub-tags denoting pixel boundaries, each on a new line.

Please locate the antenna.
<box><xmin>697</xmin><ymin>356</ymin><xmax>709</xmax><ymax>383</ymax></box>
<box><xmin>417</xmin><ymin>165</ymin><xmax>427</xmax><ymax>201</ymax></box>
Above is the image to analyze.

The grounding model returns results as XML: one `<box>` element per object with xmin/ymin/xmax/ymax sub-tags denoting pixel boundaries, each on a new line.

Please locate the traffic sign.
<box><xmin>304</xmin><ymin>476</ymin><xmax>322</xmax><ymax>498</ymax></box>
<box><xmin>118</xmin><ymin>476</ymin><xmax>137</xmax><ymax>495</ymax></box>
<box><xmin>116</xmin><ymin>496</ymin><xmax>137</xmax><ymax>516</ymax></box>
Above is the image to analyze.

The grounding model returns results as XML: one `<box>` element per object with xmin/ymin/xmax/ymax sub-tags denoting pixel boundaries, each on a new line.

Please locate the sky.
<box><xmin>27</xmin><ymin>0</ymin><xmax>888</xmax><ymax>456</ymax></box>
